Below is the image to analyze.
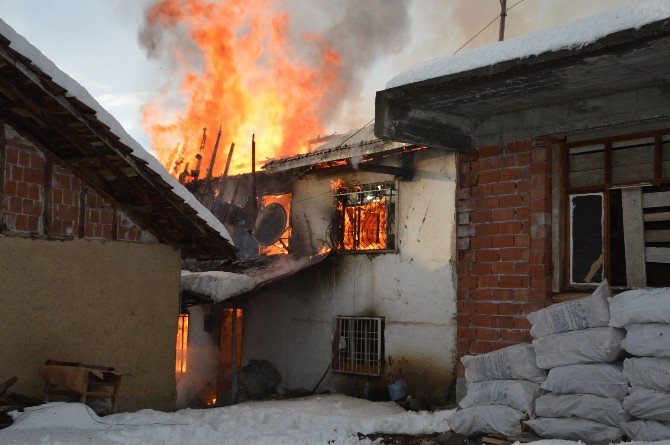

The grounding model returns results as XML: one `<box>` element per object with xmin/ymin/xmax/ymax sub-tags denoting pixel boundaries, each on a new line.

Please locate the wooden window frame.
<box><xmin>559</xmin><ymin>129</ymin><xmax>670</xmax><ymax>291</ymax></box>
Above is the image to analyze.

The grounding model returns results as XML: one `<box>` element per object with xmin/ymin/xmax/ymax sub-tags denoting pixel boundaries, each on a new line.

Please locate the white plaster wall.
<box><xmin>243</xmin><ymin>149</ymin><xmax>457</xmax><ymax>404</ymax></box>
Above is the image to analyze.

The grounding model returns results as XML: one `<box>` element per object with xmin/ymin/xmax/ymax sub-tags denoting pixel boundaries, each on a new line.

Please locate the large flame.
<box><xmin>142</xmin><ymin>0</ymin><xmax>341</xmax><ymax>178</ymax></box>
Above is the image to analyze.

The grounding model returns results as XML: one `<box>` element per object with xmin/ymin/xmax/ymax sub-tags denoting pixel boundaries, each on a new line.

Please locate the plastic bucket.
<box><xmin>388</xmin><ymin>379</ymin><xmax>407</xmax><ymax>401</ymax></box>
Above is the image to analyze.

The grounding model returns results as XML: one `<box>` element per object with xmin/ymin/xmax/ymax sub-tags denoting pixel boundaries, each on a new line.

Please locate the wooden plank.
<box><xmin>644</xmin><ymin>211</ymin><xmax>670</xmax><ymax>222</ymax></box>
<box><xmin>643</xmin><ymin>191</ymin><xmax>670</xmax><ymax>208</ymax></box>
<box><xmin>622</xmin><ymin>187</ymin><xmax>647</xmax><ymax>287</ymax></box>
<box><xmin>552</xmin><ymin>292</ymin><xmax>591</xmax><ymax>303</ymax></box>
<box><xmin>646</xmin><ymin>230</ymin><xmax>670</xmax><ymax>243</ymax></box>
<box><xmin>647</xmin><ymin>247</ymin><xmax>670</xmax><ymax>263</ymax></box>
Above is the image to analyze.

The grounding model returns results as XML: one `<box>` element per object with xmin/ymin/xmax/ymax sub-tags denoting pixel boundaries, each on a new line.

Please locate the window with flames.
<box><xmin>332</xmin><ymin>182</ymin><xmax>396</xmax><ymax>252</ymax></box>
<box><xmin>332</xmin><ymin>316</ymin><xmax>384</xmax><ymax>376</ymax></box>
<box><xmin>175</xmin><ymin>313</ymin><xmax>189</xmax><ymax>375</ymax></box>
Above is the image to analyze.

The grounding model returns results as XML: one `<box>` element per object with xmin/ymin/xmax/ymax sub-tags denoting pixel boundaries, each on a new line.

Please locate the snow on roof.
<box><xmin>0</xmin><ymin>19</ymin><xmax>232</xmax><ymax>244</ymax></box>
<box><xmin>386</xmin><ymin>0</ymin><xmax>670</xmax><ymax>89</ymax></box>
<box><xmin>181</xmin><ymin>270</ymin><xmax>257</xmax><ymax>303</ymax></box>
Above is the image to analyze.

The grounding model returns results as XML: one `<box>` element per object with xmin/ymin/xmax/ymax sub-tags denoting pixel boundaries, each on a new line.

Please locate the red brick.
<box><xmin>491</xmin><ymin>262</ymin><xmax>515</xmax><ymax>275</ymax></box>
<box><xmin>499</xmin><ymin>275</ymin><xmax>525</xmax><ymax>288</ymax></box>
<box><xmin>499</xmin><ymin>195</ymin><xmax>523</xmax><ymax>208</ymax></box>
<box><xmin>500</xmin><ymin>167</ymin><xmax>523</xmax><ymax>181</ymax></box>
<box><xmin>498</xmin><ymin>303</ymin><xmax>522</xmax><ymax>315</ymax></box>
<box><xmin>470</xmin><ymin>289</ymin><xmax>493</xmax><ymax>301</ymax></box>
<box><xmin>472</xmin><ymin>341</ymin><xmax>492</xmax><ymax>353</ymax></box>
<box><xmin>472</xmin><ymin>263</ymin><xmax>492</xmax><ymax>275</ymax></box>
<box><xmin>478</xmin><ymin>223</ymin><xmax>499</xmax><ymax>236</ymax></box>
<box><xmin>471</xmin><ymin>314</ymin><xmax>492</xmax><ymax>327</ymax></box>
<box><xmin>513</xmin><ymin>317</ymin><xmax>531</xmax><ymax>330</ymax></box>
<box><xmin>478</xmin><ymin>197</ymin><xmax>500</xmax><ymax>209</ymax></box>
<box><xmin>477</xmin><ymin>250</ymin><xmax>500</xmax><ymax>262</ymax></box>
<box><xmin>492</xmin><ymin>316</ymin><xmax>515</xmax><ymax>329</ymax></box>
<box><xmin>478</xmin><ymin>275</ymin><xmax>498</xmax><ymax>287</ymax></box>
<box><xmin>515</xmin><ymin>234</ymin><xmax>530</xmax><ymax>248</ymax></box>
<box><xmin>477</xmin><ymin>328</ymin><xmax>499</xmax><ymax>341</ymax></box>
<box><xmin>499</xmin><ymin>248</ymin><xmax>523</xmax><ymax>261</ymax></box>
<box><xmin>494</xmin><ymin>181</ymin><xmax>516</xmax><ymax>195</ymax></box>
<box><xmin>492</xmin><ymin>289</ymin><xmax>516</xmax><ymax>301</ymax></box>
<box><xmin>490</xmin><ymin>208</ymin><xmax>515</xmax><ymax>221</ymax></box>
<box><xmin>491</xmin><ymin>235</ymin><xmax>515</xmax><ymax>248</ymax></box>
<box><xmin>476</xmin><ymin>302</ymin><xmax>499</xmax><ymax>315</ymax></box>
<box><xmin>457</xmin><ymin>301</ymin><xmax>476</xmax><ymax>314</ymax></box>
<box><xmin>479</xmin><ymin>170</ymin><xmax>500</xmax><ymax>184</ymax></box>
<box><xmin>499</xmin><ymin>221</ymin><xmax>523</xmax><ymax>235</ymax></box>
<box><xmin>506</xmin><ymin>141</ymin><xmax>531</xmax><ymax>154</ymax></box>
<box><xmin>472</xmin><ymin>236</ymin><xmax>492</xmax><ymax>249</ymax></box>
<box><xmin>478</xmin><ymin>145</ymin><xmax>502</xmax><ymax>159</ymax></box>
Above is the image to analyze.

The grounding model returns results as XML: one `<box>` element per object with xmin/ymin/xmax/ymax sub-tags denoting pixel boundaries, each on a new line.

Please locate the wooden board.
<box><xmin>644</xmin><ymin>211</ymin><xmax>670</xmax><ymax>222</ymax></box>
<box><xmin>646</xmin><ymin>247</ymin><xmax>670</xmax><ymax>263</ymax></box>
<box><xmin>646</xmin><ymin>230</ymin><xmax>670</xmax><ymax>243</ymax></box>
<box><xmin>621</xmin><ymin>187</ymin><xmax>647</xmax><ymax>287</ymax></box>
<box><xmin>643</xmin><ymin>191</ymin><xmax>670</xmax><ymax>209</ymax></box>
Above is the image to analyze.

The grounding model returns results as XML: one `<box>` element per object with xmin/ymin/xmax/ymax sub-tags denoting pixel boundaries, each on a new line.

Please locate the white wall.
<box><xmin>242</xmin><ymin>149</ymin><xmax>457</xmax><ymax>404</ymax></box>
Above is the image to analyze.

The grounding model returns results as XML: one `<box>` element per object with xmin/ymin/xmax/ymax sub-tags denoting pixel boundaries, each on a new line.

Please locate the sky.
<box><xmin>0</xmin><ymin>0</ymin><xmax>632</xmax><ymax>152</ymax></box>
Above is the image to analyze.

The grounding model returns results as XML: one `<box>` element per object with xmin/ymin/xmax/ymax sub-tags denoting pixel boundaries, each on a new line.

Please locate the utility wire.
<box><xmin>453</xmin><ymin>0</ymin><xmax>530</xmax><ymax>54</ymax></box>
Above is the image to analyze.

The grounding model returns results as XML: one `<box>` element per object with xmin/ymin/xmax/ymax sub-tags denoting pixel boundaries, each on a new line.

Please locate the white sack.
<box><xmin>524</xmin><ymin>417</ymin><xmax>622</xmax><ymax>443</ymax></box>
<box><xmin>540</xmin><ymin>362</ymin><xmax>628</xmax><ymax>399</ymax></box>
<box><xmin>623</xmin><ymin>420</ymin><xmax>670</xmax><ymax>441</ymax></box>
<box><xmin>623</xmin><ymin>386</ymin><xmax>670</xmax><ymax>421</ymax></box>
<box><xmin>535</xmin><ymin>393</ymin><xmax>629</xmax><ymax>427</ymax></box>
<box><xmin>461</xmin><ymin>343</ymin><xmax>545</xmax><ymax>383</ymax></box>
<box><xmin>527</xmin><ymin>281</ymin><xmax>611</xmax><ymax>338</ymax></box>
<box><xmin>609</xmin><ymin>287</ymin><xmax>670</xmax><ymax>328</ymax></box>
<box><xmin>449</xmin><ymin>405</ymin><xmax>525</xmax><ymax>437</ymax></box>
<box><xmin>624</xmin><ymin>357</ymin><xmax>670</xmax><ymax>391</ymax></box>
<box><xmin>459</xmin><ymin>380</ymin><xmax>539</xmax><ymax>415</ymax></box>
<box><xmin>621</xmin><ymin>323</ymin><xmax>670</xmax><ymax>357</ymax></box>
<box><xmin>532</xmin><ymin>327</ymin><xmax>625</xmax><ymax>369</ymax></box>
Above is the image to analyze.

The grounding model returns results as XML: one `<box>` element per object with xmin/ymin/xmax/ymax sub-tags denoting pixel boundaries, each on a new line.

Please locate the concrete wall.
<box><xmin>0</xmin><ymin>236</ymin><xmax>181</xmax><ymax>412</ymax></box>
<box><xmin>242</xmin><ymin>149</ymin><xmax>458</xmax><ymax>404</ymax></box>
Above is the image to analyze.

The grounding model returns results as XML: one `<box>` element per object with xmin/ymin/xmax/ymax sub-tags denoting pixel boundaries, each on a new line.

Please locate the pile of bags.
<box><xmin>449</xmin><ymin>343</ymin><xmax>545</xmax><ymax>437</ymax></box>
<box><xmin>523</xmin><ymin>281</ymin><xmax>628</xmax><ymax>443</ymax></box>
<box><xmin>610</xmin><ymin>288</ymin><xmax>670</xmax><ymax>441</ymax></box>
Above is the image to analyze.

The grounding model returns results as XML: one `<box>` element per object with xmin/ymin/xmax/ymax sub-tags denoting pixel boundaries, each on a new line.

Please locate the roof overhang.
<box><xmin>0</xmin><ymin>35</ymin><xmax>235</xmax><ymax>259</ymax></box>
<box><xmin>375</xmin><ymin>18</ymin><xmax>670</xmax><ymax>150</ymax></box>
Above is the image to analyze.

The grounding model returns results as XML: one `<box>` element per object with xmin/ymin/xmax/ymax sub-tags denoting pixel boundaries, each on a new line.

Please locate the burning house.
<box><xmin>0</xmin><ymin>20</ymin><xmax>235</xmax><ymax>411</ymax></box>
<box><xmin>374</xmin><ymin>2</ymin><xmax>670</xmax><ymax>399</ymax></box>
<box><xmin>177</xmin><ymin>123</ymin><xmax>457</xmax><ymax>406</ymax></box>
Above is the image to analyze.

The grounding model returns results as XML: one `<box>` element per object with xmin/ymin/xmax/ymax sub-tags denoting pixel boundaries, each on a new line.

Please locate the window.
<box><xmin>561</xmin><ymin>130</ymin><xmax>670</xmax><ymax>288</ymax></box>
<box><xmin>332</xmin><ymin>181</ymin><xmax>396</xmax><ymax>252</ymax></box>
<box><xmin>332</xmin><ymin>316</ymin><xmax>384</xmax><ymax>376</ymax></box>
<box><xmin>176</xmin><ymin>312</ymin><xmax>189</xmax><ymax>375</ymax></box>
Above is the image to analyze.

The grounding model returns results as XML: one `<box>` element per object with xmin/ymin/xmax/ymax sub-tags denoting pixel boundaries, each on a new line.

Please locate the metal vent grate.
<box><xmin>332</xmin><ymin>316</ymin><xmax>384</xmax><ymax>376</ymax></box>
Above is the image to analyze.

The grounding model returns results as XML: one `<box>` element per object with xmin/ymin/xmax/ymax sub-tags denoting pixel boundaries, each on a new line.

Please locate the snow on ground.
<box><xmin>386</xmin><ymin>0</ymin><xmax>670</xmax><ymax>88</ymax></box>
<box><xmin>0</xmin><ymin>395</ymin><xmax>454</xmax><ymax>445</ymax></box>
<box><xmin>0</xmin><ymin>18</ymin><xmax>232</xmax><ymax>243</ymax></box>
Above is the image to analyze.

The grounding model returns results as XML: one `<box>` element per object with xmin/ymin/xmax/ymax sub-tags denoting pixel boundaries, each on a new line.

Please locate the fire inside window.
<box><xmin>176</xmin><ymin>313</ymin><xmax>189</xmax><ymax>375</ymax></box>
<box><xmin>334</xmin><ymin>182</ymin><xmax>396</xmax><ymax>251</ymax></box>
<box><xmin>332</xmin><ymin>316</ymin><xmax>384</xmax><ymax>376</ymax></box>
<box><xmin>258</xmin><ymin>193</ymin><xmax>292</xmax><ymax>255</ymax></box>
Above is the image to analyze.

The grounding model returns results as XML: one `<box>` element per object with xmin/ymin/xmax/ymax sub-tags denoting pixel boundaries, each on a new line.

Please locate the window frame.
<box><xmin>559</xmin><ymin>128</ymin><xmax>670</xmax><ymax>291</ymax></box>
<box><xmin>331</xmin><ymin>181</ymin><xmax>398</xmax><ymax>254</ymax></box>
<box><xmin>331</xmin><ymin>316</ymin><xmax>385</xmax><ymax>377</ymax></box>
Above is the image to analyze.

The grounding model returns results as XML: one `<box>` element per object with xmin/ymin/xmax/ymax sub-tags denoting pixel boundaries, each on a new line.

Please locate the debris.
<box><xmin>237</xmin><ymin>360</ymin><xmax>281</xmax><ymax>401</ymax></box>
<box><xmin>0</xmin><ymin>376</ymin><xmax>44</xmax><ymax>430</ymax></box>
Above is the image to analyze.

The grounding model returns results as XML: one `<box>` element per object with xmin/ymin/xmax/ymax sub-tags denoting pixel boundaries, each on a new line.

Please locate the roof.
<box><xmin>262</xmin><ymin>123</ymin><xmax>411</xmax><ymax>173</ymax></box>
<box><xmin>0</xmin><ymin>19</ymin><xmax>235</xmax><ymax>258</ymax></box>
<box><xmin>375</xmin><ymin>0</ymin><xmax>670</xmax><ymax>150</ymax></box>
<box><xmin>181</xmin><ymin>251</ymin><xmax>331</xmax><ymax>304</ymax></box>
<box><xmin>387</xmin><ymin>0</ymin><xmax>670</xmax><ymax>89</ymax></box>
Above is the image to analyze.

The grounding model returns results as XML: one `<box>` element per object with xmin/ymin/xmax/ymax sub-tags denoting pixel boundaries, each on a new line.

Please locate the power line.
<box><xmin>453</xmin><ymin>0</ymin><xmax>530</xmax><ymax>55</ymax></box>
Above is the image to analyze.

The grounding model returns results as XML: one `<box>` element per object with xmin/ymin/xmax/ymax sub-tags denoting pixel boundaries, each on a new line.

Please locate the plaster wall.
<box><xmin>243</xmin><ymin>149</ymin><xmax>458</xmax><ymax>404</ymax></box>
<box><xmin>0</xmin><ymin>236</ymin><xmax>181</xmax><ymax>412</ymax></box>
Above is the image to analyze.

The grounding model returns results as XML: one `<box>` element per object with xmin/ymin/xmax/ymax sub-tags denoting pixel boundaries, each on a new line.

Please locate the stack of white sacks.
<box><xmin>449</xmin><ymin>343</ymin><xmax>546</xmax><ymax>437</ymax></box>
<box><xmin>523</xmin><ymin>281</ymin><xmax>629</xmax><ymax>443</ymax></box>
<box><xmin>609</xmin><ymin>287</ymin><xmax>670</xmax><ymax>441</ymax></box>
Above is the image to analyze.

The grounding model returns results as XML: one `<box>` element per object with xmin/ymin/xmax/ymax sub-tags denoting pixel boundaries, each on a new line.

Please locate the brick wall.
<box><xmin>456</xmin><ymin>138</ymin><xmax>553</xmax><ymax>375</ymax></box>
<box><xmin>1</xmin><ymin>123</ymin><xmax>155</xmax><ymax>243</ymax></box>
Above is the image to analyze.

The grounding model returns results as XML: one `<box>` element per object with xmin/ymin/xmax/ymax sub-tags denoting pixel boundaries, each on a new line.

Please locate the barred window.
<box><xmin>333</xmin><ymin>182</ymin><xmax>396</xmax><ymax>252</ymax></box>
<box><xmin>332</xmin><ymin>316</ymin><xmax>384</xmax><ymax>376</ymax></box>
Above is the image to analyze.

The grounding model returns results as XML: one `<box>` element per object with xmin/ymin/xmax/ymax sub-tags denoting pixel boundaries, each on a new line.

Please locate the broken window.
<box><xmin>176</xmin><ymin>312</ymin><xmax>189</xmax><ymax>375</ymax></box>
<box><xmin>563</xmin><ymin>131</ymin><xmax>670</xmax><ymax>288</ymax></box>
<box><xmin>332</xmin><ymin>316</ymin><xmax>384</xmax><ymax>376</ymax></box>
<box><xmin>333</xmin><ymin>182</ymin><xmax>396</xmax><ymax>252</ymax></box>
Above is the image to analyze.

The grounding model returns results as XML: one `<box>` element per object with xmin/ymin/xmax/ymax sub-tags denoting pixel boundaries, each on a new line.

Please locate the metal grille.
<box><xmin>332</xmin><ymin>316</ymin><xmax>384</xmax><ymax>376</ymax></box>
<box><xmin>333</xmin><ymin>182</ymin><xmax>396</xmax><ymax>251</ymax></box>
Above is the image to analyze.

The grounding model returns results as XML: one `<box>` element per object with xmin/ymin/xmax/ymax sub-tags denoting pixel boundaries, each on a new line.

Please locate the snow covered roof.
<box><xmin>0</xmin><ymin>19</ymin><xmax>235</xmax><ymax>258</ymax></box>
<box><xmin>387</xmin><ymin>0</ymin><xmax>670</xmax><ymax>89</ymax></box>
<box><xmin>376</xmin><ymin>0</ymin><xmax>670</xmax><ymax>150</ymax></box>
<box><xmin>263</xmin><ymin>123</ymin><xmax>413</xmax><ymax>173</ymax></box>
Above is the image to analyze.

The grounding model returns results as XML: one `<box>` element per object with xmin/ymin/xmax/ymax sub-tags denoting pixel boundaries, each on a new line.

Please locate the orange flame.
<box><xmin>142</xmin><ymin>0</ymin><xmax>341</xmax><ymax>178</ymax></box>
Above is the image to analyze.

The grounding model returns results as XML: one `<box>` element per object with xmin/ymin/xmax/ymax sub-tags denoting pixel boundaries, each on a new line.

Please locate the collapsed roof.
<box><xmin>0</xmin><ymin>19</ymin><xmax>235</xmax><ymax>258</ymax></box>
<box><xmin>262</xmin><ymin>123</ymin><xmax>415</xmax><ymax>173</ymax></box>
<box><xmin>376</xmin><ymin>0</ymin><xmax>670</xmax><ymax>149</ymax></box>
